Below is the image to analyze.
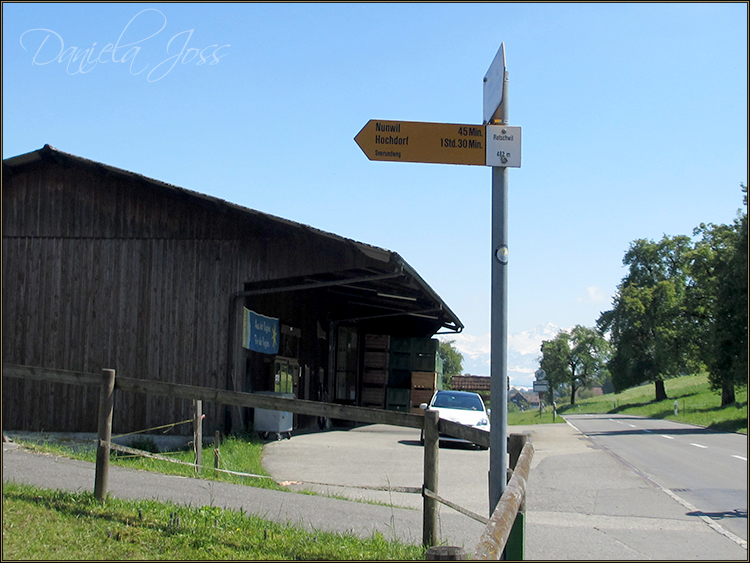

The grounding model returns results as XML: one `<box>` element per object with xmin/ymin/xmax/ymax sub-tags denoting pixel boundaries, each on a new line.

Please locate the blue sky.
<box><xmin>3</xmin><ymin>3</ymin><xmax>747</xmax><ymax>386</ymax></box>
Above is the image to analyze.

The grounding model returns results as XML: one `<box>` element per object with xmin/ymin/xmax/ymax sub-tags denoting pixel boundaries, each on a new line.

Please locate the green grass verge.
<box><xmin>507</xmin><ymin>409</ymin><xmax>565</xmax><ymax>426</ymax></box>
<box><xmin>2</xmin><ymin>482</ymin><xmax>425</xmax><ymax>560</ymax></box>
<box><xmin>17</xmin><ymin>432</ymin><xmax>289</xmax><ymax>491</ymax></box>
<box><xmin>13</xmin><ymin>433</ymin><xmax>417</xmax><ymax>508</ymax></box>
<box><xmin>558</xmin><ymin>373</ymin><xmax>747</xmax><ymax>434</ymax></box>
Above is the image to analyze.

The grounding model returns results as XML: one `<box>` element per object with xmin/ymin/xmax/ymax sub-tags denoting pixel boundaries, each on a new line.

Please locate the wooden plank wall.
<box><xmin>2</xmin><ymin>235</ymin><xmax>241</xmax><ymax>433</ymax></box>
<box><xmin>2</xmin><ymin>160</ymin><xmax>381</xmax><ymax>434</ymax></box>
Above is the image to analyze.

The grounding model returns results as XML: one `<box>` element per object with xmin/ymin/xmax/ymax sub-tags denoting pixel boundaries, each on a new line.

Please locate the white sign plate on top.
<box><xmin>483</xmin><ymin>43</ymin><xmax>506</xmax><ymax>124</ymax></box>
<box><xmin>486</xmin><ymin>125</ymin><xmax>522</xmax><ymax>168</ymax></box>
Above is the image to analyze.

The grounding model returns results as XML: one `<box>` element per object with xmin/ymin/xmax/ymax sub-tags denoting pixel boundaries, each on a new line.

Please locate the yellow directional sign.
<box><xmin>354</xmin><ymin>120</ymin><xmax>487</xmax><ymax>166</ymax></box>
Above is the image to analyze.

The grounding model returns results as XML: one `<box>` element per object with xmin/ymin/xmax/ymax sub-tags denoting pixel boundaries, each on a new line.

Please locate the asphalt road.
<box><xmin>264</xmin><ymin>421</ymin><xmax>749</xmax><ymax>559</ymax></box>
<box><xmin>564</xmin><ymin>414</ymin><xmax>748</xmax><ymax>542</ymax></box>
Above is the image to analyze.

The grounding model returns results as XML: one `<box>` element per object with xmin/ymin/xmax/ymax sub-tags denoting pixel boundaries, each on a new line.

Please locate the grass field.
<box><xmin>558</xmin><ymin>373</ymin><xmax>747</xmax><ymax>434</ymax></box>
<box><xmin>2</xmin><ymin>482</ymin><xmax>425</xmax><ymax>560</ymax></box>
<box><xmin>3</xmin><ymin>432</ymin><xmax>430</xmax><ymax>560</ymax></box>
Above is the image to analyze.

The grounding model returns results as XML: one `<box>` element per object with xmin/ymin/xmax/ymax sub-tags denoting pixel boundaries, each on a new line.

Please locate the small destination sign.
<box><xmin>485</xmin><ymin>125</ymin><xmax>522</xmax><ymax>168</ymax></box>
<box><xmin>354</xmin><ymin>120</ymin><xmax>487</xmax><ymax>166</ymax></box>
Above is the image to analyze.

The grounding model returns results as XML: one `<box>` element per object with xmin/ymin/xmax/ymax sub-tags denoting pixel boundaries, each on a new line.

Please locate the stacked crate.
<box><xmin>387</xmin><ymin>337</ymin><xmax>443</xmax><ymax>414</ymax></box>
<box><xmin>386</xmin><ymin>388</ymin><xmax>411</xmax><ymax>412</ymax></box>
<box><xmin>411</xmin><ymin>371</ymin><xmax>437</xmax><ymax>414</ymax></box>
<box><xmin>361</xmin><ymin>334</ymin><xmax>389</xmax><ymax>408</ymax></box>
<box><xmin>363</xmin><ymin>336</ymin><xmax>443</xmax><ymax>412</ymax></box>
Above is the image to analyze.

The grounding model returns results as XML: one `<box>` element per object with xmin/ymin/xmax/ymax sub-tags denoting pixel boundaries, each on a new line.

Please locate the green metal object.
<box><xmin>504</xmin><ymin>511</ymin><xmax>525</xmax><ymax>560</ymax></box>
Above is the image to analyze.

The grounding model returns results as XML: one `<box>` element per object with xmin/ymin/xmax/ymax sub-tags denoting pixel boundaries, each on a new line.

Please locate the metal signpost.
<box><xmin>534</xmin><ymin>369</ymin><xmax>548</xmax><ymax>417</ymax></box>
<box><xmin>354</xmin><ymin>42</ymin><xmax>521</xmax><ymax>520</ymax></box>
<box><xmin>484</xmin><ymin>42</ymin><xmax>515</xmax><ymax>516</ymax></box>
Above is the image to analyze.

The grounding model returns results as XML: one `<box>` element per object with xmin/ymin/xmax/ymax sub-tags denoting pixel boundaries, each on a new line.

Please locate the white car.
<box><xmin>420</xmin><ymin>390</ymin><xmax>490</xmax><ymax>449</ymax></box>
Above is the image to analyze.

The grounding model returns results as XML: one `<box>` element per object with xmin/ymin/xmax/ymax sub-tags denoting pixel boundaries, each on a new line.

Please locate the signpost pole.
<box><xmin>352</xmin><ymin>40</ymin><xmax>521</xmax><ymax>522</ymax></box>
<box><xmin>488</xmin><ymin>49</ymin><xmax>510</xmax><ymax>515</ymax></box>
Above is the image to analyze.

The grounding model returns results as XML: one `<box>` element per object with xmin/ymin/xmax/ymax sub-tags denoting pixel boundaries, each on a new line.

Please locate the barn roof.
<box><xmin>3</xmin><ymin>145</ymin><xmax>463</xmax><ymax>335</ymax></box>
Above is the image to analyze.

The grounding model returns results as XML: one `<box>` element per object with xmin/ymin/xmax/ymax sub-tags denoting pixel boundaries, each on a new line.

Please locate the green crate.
<box><xmin>386</xmin><ymin>387</ymin><xmax>410</xmax><ymax>407</ymax></box>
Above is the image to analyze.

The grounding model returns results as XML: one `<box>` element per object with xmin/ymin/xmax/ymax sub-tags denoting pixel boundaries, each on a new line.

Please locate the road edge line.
<box><xmin>659</xmin><ymin>486</ymin><xmax>747</xmax><ymax>549</ymax></box>
<box><xmin>562</xmin><ymin>416</ymin><xmax>747</xmax><ymax>550</ymax></box>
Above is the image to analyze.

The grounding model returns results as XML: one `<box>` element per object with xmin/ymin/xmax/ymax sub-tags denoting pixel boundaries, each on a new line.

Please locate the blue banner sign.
<box><xmin>243</xmin><ymin>308</ymin><xmax>279</xmax><ymax>354</ymax></box>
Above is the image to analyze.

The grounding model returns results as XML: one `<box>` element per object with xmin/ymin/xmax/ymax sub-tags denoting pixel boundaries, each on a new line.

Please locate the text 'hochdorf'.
<box><xmin>375</xmin><ymin>122</ymin><xmax>409</xmax><ymax>146</ymax></box>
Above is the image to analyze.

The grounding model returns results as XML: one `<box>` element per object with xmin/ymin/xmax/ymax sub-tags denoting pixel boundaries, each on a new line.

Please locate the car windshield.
<box><xmin>432</xmin><ymin>392</ymin><xmax>484</xmax><ymax>411</ymax></box>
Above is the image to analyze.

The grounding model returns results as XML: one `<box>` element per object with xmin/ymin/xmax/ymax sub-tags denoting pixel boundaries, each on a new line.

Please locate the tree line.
<box><xmin>540</xmin><ymin>185</ymin><xmax>747</xmax><ymax>407</ymax></box>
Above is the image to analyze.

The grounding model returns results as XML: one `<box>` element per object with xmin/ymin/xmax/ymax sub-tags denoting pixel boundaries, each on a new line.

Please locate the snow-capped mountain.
<box><xmin>441</xmin><ymin>323</ymin><xmax>564</xmax><ymax>388</ymax></box>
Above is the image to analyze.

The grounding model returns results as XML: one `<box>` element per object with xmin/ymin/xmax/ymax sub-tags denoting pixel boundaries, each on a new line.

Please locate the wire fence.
<box><xmin>4</xmin><ymin>362</ymin><xmax>531</xmax><ymax>559</ymax></box>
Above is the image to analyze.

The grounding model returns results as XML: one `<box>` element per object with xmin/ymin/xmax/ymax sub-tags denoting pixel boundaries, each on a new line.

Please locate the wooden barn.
<box><xmin>2</xmin><ymin>145</ymin><xmax>463</xmax><ymax>436</ymax></box>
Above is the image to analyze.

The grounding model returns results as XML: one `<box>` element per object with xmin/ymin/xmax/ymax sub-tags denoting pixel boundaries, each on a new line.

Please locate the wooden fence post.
<box><xmin>423</xmin><ymin>409</ymin><xmax>440</xmax><ymax>547</ymax></box>
<box><xmin>94</xmin><ymin>369</ymin><xmax>116</xmax><ymax>502</ymax></box>
<box><xmin>193</xmin><ymin>400</ymin><xmax>202</xmax><ymax>472</ymax></box>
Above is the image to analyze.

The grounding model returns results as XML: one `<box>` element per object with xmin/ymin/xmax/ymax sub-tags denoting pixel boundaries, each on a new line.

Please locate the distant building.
<box><xmin>509</xmin><ymin>389</ymin><xmax>540</xmax><ymax>409</ymax></box>
<box><xmin>509</xmin><ymin>390</ymin><xmax>528</xmax><ymax>409</ymax></box>
<box><xmin>450</xmin><ymin>375</ymin><xmax>491</xmax><ymax>393</ymax></box>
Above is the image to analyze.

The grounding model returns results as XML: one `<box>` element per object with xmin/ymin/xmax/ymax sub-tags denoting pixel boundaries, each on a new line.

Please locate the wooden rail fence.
<box><xmin>3</xmin><ymin>363</ymin><xmax>532</xmax><ymax>559</ymax></box>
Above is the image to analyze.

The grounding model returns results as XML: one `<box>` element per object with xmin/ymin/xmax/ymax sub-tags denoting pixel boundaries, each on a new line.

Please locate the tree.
<box><xmin>438</xmin><ymin>340</ymin><xmax>463</xmax><ymax>390</ymax></box>
<box><xmin>597</xmin><ymin>235</ymin><xmax>701</xmax><ymax>401</ymax></box>
<box><xmin>539</xmin><ymin>325</ymin><xmax>610</xmax><ymax>405</ymax></box>
<box><xmin>691</xmin><ymin>185</ymin><xmax>748</xmax><ymax>405</ymax></box>
<box><xmin>599</xmin><ymin>185</ymin><xmax>747</xmax><ymax>405</ymax></box>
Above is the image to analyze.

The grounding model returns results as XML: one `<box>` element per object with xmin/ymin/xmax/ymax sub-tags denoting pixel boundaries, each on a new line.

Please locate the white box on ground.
<box><xmin>254</xmin><ymin>392</ymin><xmax>294</xmax><ymax>439</ymax></box>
